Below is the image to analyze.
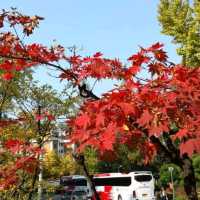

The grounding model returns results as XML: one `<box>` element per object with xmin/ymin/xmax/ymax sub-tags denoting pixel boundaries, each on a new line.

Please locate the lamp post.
<box><xmin>168</xmin><ymin>167</ymin><xmax>175</xmax><ymax>200</ymax></box>
<box><xmin>118</xmin><ymin>165</ymin><xmax>122</xmax><ymax>173</ymax></box>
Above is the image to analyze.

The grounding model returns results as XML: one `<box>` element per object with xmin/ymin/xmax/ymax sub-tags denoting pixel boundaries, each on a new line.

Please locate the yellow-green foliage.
<box><xmin>43</xmin><ymin>151</ymin><xmax>76</xmax><ymax>178</ymax></box>
<box><xmin>158</xmin><ymin>0</ymin><xmax>200</xmax><ymax>67</ymax></box>
<box><xmin>84</xmin><ymin>147</ymin><xmax>99</xmax><ymax>174</ymax></box>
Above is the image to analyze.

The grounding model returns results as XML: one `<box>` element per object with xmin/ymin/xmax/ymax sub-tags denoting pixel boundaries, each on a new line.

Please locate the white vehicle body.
<box><xmin>93</xmin><ymin>171</ymin><xmax>155</xmax><ymax>200</ymax></box>
<box><xmin>60</xmin><ymin>175</ymin><xmax>92</xmax><ymax>199</ymax></box>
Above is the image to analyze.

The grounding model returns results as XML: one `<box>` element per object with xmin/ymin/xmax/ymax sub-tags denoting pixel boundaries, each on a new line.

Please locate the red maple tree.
<box><xmin>67</xmin><ymin>44</ymin><xmax>200</xmax><ymax>200</ymax></box>
<box><xmin>0</xmin><ymin>9</ymin><xmax>199</xmax><ymax>200</ymax></box>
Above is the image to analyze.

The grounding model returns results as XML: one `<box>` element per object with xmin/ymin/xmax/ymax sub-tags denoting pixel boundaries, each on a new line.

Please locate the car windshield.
<box><xmin>60</xmin><ymin>178</ymin><xmax>87</xmax><ymax>186</ymax></box>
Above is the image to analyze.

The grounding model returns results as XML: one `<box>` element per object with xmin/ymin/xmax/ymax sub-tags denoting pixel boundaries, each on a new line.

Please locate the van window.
<box><xmin>134</xmin><ymin>175</ymin><xmax>152</xmax><ymax>182</ymax></box>
<box><xmin>60</xmin><ymin>178</ymin><xmax>87</xmax><ymax>186</ymax></box>
<box><xmin>94</xmin><ymin>177</ymin><xmax>131</xmax><ymax>186</ymax></box>
<box><xmin>75</xmin><ymin>179</ymin><xmax>87</xmax><ymax>186</ymax></box>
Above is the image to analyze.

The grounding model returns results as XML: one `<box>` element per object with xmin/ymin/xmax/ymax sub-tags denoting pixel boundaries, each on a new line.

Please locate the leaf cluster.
<box><xmin>158</xmin><ymin>0</ymin><xmax>200</xmax><ymax>66</ymax></box>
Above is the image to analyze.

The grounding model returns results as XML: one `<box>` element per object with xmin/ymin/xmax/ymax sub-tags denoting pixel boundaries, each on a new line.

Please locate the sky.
<box><xmin>1</xmin><ymin>0</ymin><xmax>181</xmax><ymax>95</ymax></box>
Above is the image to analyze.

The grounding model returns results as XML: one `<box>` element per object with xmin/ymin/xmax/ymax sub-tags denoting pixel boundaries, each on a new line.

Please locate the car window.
<box><xmin>134</xmin><ymin>175</ymin><xmax>152</xmax><ymax>182</ymax></box>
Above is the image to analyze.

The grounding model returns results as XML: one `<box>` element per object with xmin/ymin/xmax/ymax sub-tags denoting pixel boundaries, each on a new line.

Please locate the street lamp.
<box><xmin>118</xmin><ymin>165</ymin><xmax>122</xmax><ymax>172</ymax></box>
<box><xmin>168</xmin><ymin>167</ymin><xmax>175</xmax><ymax>200</ymax></box>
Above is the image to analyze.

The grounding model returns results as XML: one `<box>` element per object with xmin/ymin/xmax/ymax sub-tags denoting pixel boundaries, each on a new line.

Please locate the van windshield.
<box><xmin>134</xmin><ymin>175</ymin><xmax>152</xmax><ymax>182</ymax></box>
<box><xmin>94</xmin><ymin>177</ymin><xmax>131</xmax><ymax>186</ymax></box>
<box><xmin>60</xmin><ymin>178</ymin><xmax>87</xmax><ymax>186</ymax></box>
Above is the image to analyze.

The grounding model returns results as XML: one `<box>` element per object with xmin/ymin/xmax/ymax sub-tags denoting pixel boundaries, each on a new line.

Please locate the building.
<box><xmin>44</xmin><ymin>128</ymin><xmax>72</xmax><ymax>155</ymax></box>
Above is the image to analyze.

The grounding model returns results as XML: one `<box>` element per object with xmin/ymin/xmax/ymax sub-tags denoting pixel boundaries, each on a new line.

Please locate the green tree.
<box><xmin>158</xmin><ymin>0</ymin><xmax>200</xmax><ymax>67</ymax></box>
<box><xmin>82</xmin><ymin>144</ymin><xmax>144</xmax><ymax>174</ymax></box>
<box><xmin>0</xmin><ymin>73</ymin><xmax>81</xmax><ymax>199</ymax></box>
<box><xmin>0</xmin><ymin>69</ymin><xmax>33</xmax><ymax>119</ymax></box>
<box><xmin>97</xmin><ymin>145</ymin><xmax>144</xmax><ymax>173</ymax></box>
<box><xmin>192</xmin><ymin>154</ymin><xmax>200</xmax><ymax>185</ymax></box>
<box><xmin>84</xmin><ymin>147</ymin><xmax>99</xmax><ymax>174</ymax></box>
<box><xmin>43</xmin><ymin>151</ymin><xmax>76</xmax><ymax>178</ymax></box>
<box><xmin>15</xmin><ymin>82</ymin><xmax>80</xmax><ymax>145</ymax></box>
<box><xmin>159</xmin><ymin>164</ymin><xmax>182</xmax><ymax>186</ymax></box>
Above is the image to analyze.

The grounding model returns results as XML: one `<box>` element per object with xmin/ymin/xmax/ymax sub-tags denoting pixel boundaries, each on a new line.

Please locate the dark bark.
<box><xmin>78</xmin><ymin>83</ymin><xmax>100</xmax><ymax>100</ymax></box>
<box><xmin>182</xmin><ymin>153</ymin><xmax>198</xmax><ymax>200</ymax></box>
<box><xmin>150</xmin><ymin>135</ymin><xmax>198</xmax><ymax>200</ymax></box>
<box><xmin>73</xmin><ymin>154</ymin><xmax>100</xmax><ymax>200</ymax></box>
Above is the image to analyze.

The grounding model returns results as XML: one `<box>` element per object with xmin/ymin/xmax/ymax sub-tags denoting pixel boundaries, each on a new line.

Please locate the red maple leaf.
<box><xmin>75</xmin><ymin>113</ymin><xmax>90</xmax><ymax>129</ymax></box>
<box><xmin>100</xmin><ymin>123</ymin><xmax>117</xmax><ymax>151</ymax></box>
<box><xmin>93</xmin><ymin>52</ymin><xmax>103</xmax><ymax>58</ymax></box>
<box><xmin>149</xmin><ymin>123</ymin><xmax>169</xmax><ymax>136</ymax></box>
<box><xmin>180</xmin><ymin>138</ymin><xmax>200</xmax><ymax>156</ymax></box>
<box><xmin>15</xmin><ymin>65</ymin><xmax>24</xmax><ymax>71</ymax></box>
<box><xmin>4</xmin><ymin>139</ymin><xmax>24</xmax><ymax>154</ymax></box>
<box><xmin>35</xmin><ymin>114</ymin><xmax>44</xmax><ymax>121</ymax></box>
<box><xmin>128</xmin><ymin>53</ymin><xmax>150</xmax><ymax>65</ymax></box>
<box><xmin>118</xmin><ymin>102</ymin><xmax>135</xmax><ymax>115</ymax></box>
<box><xmin>173</xmin><ymin>129</ymin><xmax>188</xmax><ymax>140</ymax></box>
<box><xmin>137</xmin><ymin>109</ymin><xmax>153</xmax><ymax>127</ymax></box>
<box><xmin>96</xmin><ymin>113</ymin><xmax>105</xmax><ymax>127</ymax></box>
<box><xmin>1</xmin><ymin>72</ymin><xmax>14</xmax><ymax>80</ymax></box>
<box><xmin>125</xmin><ymin>65</ymin><xmax>140</xmax><ymax>78</ymax></box>
<box><xmin>154</xmin><ymin>49</ymin><xmax>168</xmax><ymax>62</ymax></box>
<box><xmin>147</xmin><ymin>42</ymin><xmax>164</xmax><ymax>51</ymax></box>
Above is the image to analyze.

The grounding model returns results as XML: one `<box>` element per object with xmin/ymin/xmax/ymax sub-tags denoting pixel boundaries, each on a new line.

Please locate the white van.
<box><xmin>93</xmin><ymin>171</ymin><xmax>155</xmax><ymax>200</ymax></box>
<box><xmin>60</xmin><ymin>175</ymin><xmax>92</xmax><ymax>199</ymax></box>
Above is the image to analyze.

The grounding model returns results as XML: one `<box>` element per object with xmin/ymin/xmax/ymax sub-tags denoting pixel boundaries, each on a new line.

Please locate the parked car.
<box><xmin>60</xmin><ymin>175</ymin><xmax>92</xmax><ymax>199</ymax></box>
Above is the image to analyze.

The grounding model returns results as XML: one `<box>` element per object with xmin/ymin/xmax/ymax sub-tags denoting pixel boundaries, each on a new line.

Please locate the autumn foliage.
<box><xmin>0</xmin><ymin>9</ymin><xmax>60</xmax><ymax>190</ymax></box>
<box><xmin>0</xmin><ymin>139</ymin><xmax>40</xmax><ymax>190</ymax></box>
<box><xmin>68</xmin><ymin>43</ymin><xmax>200</xmax><ymax>158</ymax></box>
<box><xmin>0</xmin><ymin>8</ymin><xmax>200</xmax><ymax>199</ymax></box>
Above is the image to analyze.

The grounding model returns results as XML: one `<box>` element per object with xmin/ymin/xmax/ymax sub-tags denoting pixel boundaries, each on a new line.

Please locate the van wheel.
<box><xmin>118</xmin><ymin>195</ymin><xmax>122</xmax><ymax>200</ymax></box>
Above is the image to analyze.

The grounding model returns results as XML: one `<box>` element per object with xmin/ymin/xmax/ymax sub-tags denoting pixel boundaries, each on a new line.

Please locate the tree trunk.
<box><xmin>73</xmin><ymin>154</ymin><xmax>100</xmax><ymax>200</ymax></box>
<box><xmin>150</xmin><ymin>135</ymin><xmax>198</xmax><ymax>200</ymax></box>
<box><xmin>181</xmin><ymin>154</ymin><xmax>198</xmax><ymax>200</ymax></box>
